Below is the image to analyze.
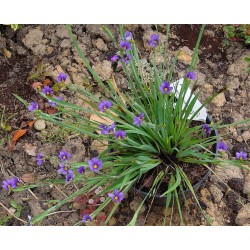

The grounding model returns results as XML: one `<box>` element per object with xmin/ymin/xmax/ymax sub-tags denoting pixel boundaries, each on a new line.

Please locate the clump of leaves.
<box><xmin>223</xmin><ymin>25</ymin><xmax>250</xmax><ymax>46</ymax></box>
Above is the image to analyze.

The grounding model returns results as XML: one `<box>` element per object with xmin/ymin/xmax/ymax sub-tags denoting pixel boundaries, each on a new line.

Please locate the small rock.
<box><xmin>60</xmin><ymin>39</ymin><xmax>71</xmax><ymax>48</ymax></box>
<box><xmin>177</xmin><ymin>46</ymin><xmax>197</xmax><ymax>65</ymax></box>
<box><xmin>228</xmin><ymin>178</ymin><xmax>244</xmax><ymax>193</ymax></box>
<box><xmin>28</xmin><ymin>201</ymin><xmax>44</xmax><ymax>217</ymax></box>
<box><xmin>55</xmin><ymin>25</ymin><xmax>70</xmax><ymax>39</ymax></box>
<box><xmin>92</xmin><ymin>60</ymin><xmax>113</xmax><ymax>81</ymax></box>
<box><xmin>94</xmin><ymin>38</ymin><xmax>108</xmax><ymax>52</ymax></box>
<box><xmin>211</xmin><ymin>93</ymin><xmax>226</xmax><ymax>107</ymax></box>
<box><xmin>243</xmin><ymin>173</ymin><xmax>250</xmax><ymax>196</ymax></box>
<box><xmin>62</xmin><ymin>138</ymin><xmax>85</xmax><ymax>162</ymax></box>
<box><xmin>227</xmin><ymin>52</ymin><xmax>250</xmax><ymax>80</ymax></box>
<box><xmin>16</xmin><ymin>45</ymin><xmax>27</xmax><ymax>56</ymax></box>
<box><xmin>90</xmin><ymin>140</ymin><xmax>108</xmax><ymax>154</ymax></box>
<box><xmin>22</xmin><ymin>29</ymin><xmax>48</xmax><ymax>56</ymax></box>
<box><xmin>211</xmin><ymin>162</ymin><xmax>244</xmax><ymax>184</ymax></box>
<box><xmin>209</xmin><ymin>185</ymin><xmax>223</xmax><ymax>203</ymax></box>
<box><xmin>0</xmin><ymin>36</ymin><xmax>6</xmax><ymax>49</ymax></box>
<box><xmin>242</xmin><ymin>131</ymin><xmax>250</xmax><ymax>142</ymax></box>
<box><xmin>204</xmin><ymin>30</ymin><xmax>215</xmax><ymax>37</ymax></box>
<box><xmin>129</xmin><ymin>197</ymin><xmax>147</xmax><ymax>215</ymax></box>
<box><xmin>235</xmin><ymin>203</ymin><xmax>250</xmax><ymax>226</ymax></box>
<box><xmin>34</xmin><ymin>120</ymin><xmax>46</xmax><ymax>131</ymax></box>
<box><xmin>86</xmin><ymin>24</ymin><xmax>113</xmax><ymax>42</ymax></box>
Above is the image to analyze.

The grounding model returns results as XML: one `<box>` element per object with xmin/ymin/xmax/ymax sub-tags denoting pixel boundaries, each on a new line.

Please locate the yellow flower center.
<box><xmin>93</xmin><ymin>164</ymin><xmax>98</xmax><ymax>169</ymax></box>
<box><xmin>114</xmin><ymin>196</ymin><xmax>118</xmax><ymax>200</ymax></box>
<box><xmin>7</xmin><ymin>184</ymin><xmax>11</xmax><ymax>189</ymax></box>
<box><xmin>64</xmin><ymin>166</ymin><xmax>69</xmax><ymax>170</ymax></box>
<box><xmin>118</xmin><ymin>136</ymin><xmax>121</xmax><ymax>139</ymax></box>
<box><xmin>63</xmin><ymin>156</ymin><xmax>66</xmax><ymax>159</ymax></box>
<box><xmin>164</xmin><ymin>87</ymin><xmax>168</xmax><ymax>92</ymax></box>
<box><xmin>104</xmin><ymin>106</ymin><xmax>107</xmax><ymax>110</ymax></box>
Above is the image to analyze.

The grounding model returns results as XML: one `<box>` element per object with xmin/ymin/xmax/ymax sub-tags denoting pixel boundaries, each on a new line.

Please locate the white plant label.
<box><xmin>171</xmin><ymin>78</ymin><xmax>207</xmax><ymax>122</ymax></box>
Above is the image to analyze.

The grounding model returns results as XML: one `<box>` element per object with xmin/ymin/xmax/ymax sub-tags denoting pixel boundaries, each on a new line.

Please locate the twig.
<box><xmin>47</xmin><ymin>210</ymin><xmax>77</xmax><ymax>217</ymax></box>
<box><xmin>0</xmin><ymin>201</ymin><xmax>27</xmax><ymax>224</ymax></box>
<box><xmin>7</xmin><ymin>169</ymin><xmax>39</xmax><ymax>200</ymax></box>
<box><xmin>54</xmin><ymin>185</ymin><xmax>68</xmax><ymax>198</ymax></box>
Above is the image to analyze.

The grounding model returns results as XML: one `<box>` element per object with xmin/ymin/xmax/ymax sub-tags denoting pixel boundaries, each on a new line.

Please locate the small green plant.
<box><xmin>223</xmin><ymin>25</ymin><xmax>250</xmax><ymax>46</ymax></box>
<box><xmin>10</xmin><ymin>24</ymin><xmax>250</xmax><ymax>226</ymax></box>
<box><xmin>0</xmin><ymin>107</ymin><xmax>16</xmax><ymax>146</ymax></box>
<box><xmin>245</xmin><ymin>57</ymin><xmax>250</xmax><ymax>73</ymax></box>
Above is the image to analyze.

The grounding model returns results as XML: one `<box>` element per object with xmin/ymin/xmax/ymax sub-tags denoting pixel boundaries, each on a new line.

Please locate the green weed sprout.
<box><xmin>13</xmin><ymin>24</ymin><xmax>250</xmax><ymax>226</ymax></box>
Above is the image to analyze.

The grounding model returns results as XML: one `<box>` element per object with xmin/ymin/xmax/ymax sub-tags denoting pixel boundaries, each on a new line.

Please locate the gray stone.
<box><xmin>235</xmin><ymin>203</ymin><xmax>250</xmax><ymax>226</ymax></box>
<box><xmin>209</xmin><ymin>185</ymin><xmax>223</xmax><ymax>203</ymax></box>
<box><xmin>62</xmin><ymin>138</ymin><xmax>85</xmax><ymax>162</ymax></box>
<box><xmin>22</xmin><ymin>28</ymin><xmax>53</xmax><ymax>56</ymax></box>
<box><xmin>92</xmin><ymin>60</ymin><xmax>113</xmax><ymax>81</ymax></box>
<box><xmin>34</xmin><ymin>120</ymin><xmax>46</xmax><ymax>131</ymax></box>
<box><xmin>86</xmin><ymin>24</ymin><xmax>112</xmax><ymax>42</ymax></box>
<box><xmin>130</xmin><ymin>197</ymin><xmax>147</xmax><ymax>215</ymax></box>
<box><xmin>55</xmin><ymin>25</ymin><xmax>70</xmax><ymax>39</ymax></box>
<box><xmin>94</xmin><ymin>38</ymin><xmax>108</xmax><ymax>51</ymax></box>
<box><xmin>211</xmin><ymin>161</ymin><xmax>244</xmax><ymax>184</ymax></box>
<box><xmin>0</xmin><ymin>36</ymin><xmax>6</xmax><ymax>49</ymax></box>
<box><xmin>60</xmin><ymin>39</ymin><xmax>71</xmax><ymax>48</ymax></box>
<box><xmin>16</xmin><ymin>45</ymin><xmax>27</xmax><ymax>56</ymax></box>
<box><xmin>227</xmin><ymin>52</ymin><xmax>250</xmax><ymax>80</ymax></box>
<box><xmin>211</xmin><ymin>93</ymin><xmax>226</xmax><ymax>107</ymax></box>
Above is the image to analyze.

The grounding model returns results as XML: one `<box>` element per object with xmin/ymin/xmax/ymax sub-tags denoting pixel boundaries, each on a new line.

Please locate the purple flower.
<box><xmin>186</xmin><ymin>71</ymin><xmax>196</xmax><ymax>81</ymax></box>
<box><xmin>48</xmin><ymin>96</ymin><xmax>63</xmax><ymax>107</ymax></box>
<box><xmin>107</xmin><ymin>123</ymin><xmax>116</xmax><ymax>133</ymax></box>
<box><xmin>108</xmin><ymin>189</ymin><xmax>124</xmax><ymax>203</ymax></box>
<box><xmin>88</xmin><ymin>157</ymin><xmax>103</xmax><ymax>173</ymax></box>
<box><xmin>36</xmin><ymin>153</ymin><xmax>45</xmax><ymax>166</ymax></box>
<box><xmin>124</xmin><ymin>31</ymin><xmax>133</xmax><ymax>41</ymax></box>
<box><xmin>82</xmin><ymin>214</ymin><xmax>93</xmax><ymax>223</ymax></box>
<box><xmin>58</xmin><ymin>150</ymin><xmax>71</xmax><ymax>162</ymax></box>
<box><xmin>77</xmin><ymin>166</ymin><xmax>85</xmax><ymax>174</ymax></box>
<box><xmin>149</xmin><ymin>34</ymin><xmax>160</xmax><ymax>47</ymax></box>
<box><xmin>122</xmin><ymin>54</ymin><xmax>132</xmax><ymax>64</ymax></box>
<box><xmin>114</xmin><ymin>130</ymin><xmax>126</xmax><ymax>139</ymax></box>
<box><xmin>236</xmin><ymin>151</ymin><xmax>248</xmax><ymax>160</ymax></box>
<box><xmin>2</xmin><ymin>176</ymin><xmax>19</xmax><ymax>190</ymax></box>
<box><xmin>217</xmin><ymin>141</ymin><xmax>228</xmax><ymax>151</ymax></box>
<box><xmin>110</xmin><ymin>55</ymin><xmax>119</xmax><ymax>62</ymax></box>
<box><xmin>133</xmin><ymin>113</ymin><xmax>144</xmax><ymax>127</ymax></box>
<box><xmin>57</xmin><ymin>73</ymin><xmax>68</xmax><ymax>82</ymax></box>
<box><xmin>159</xmin><ymin>81</ymin><xmax>173</xmax><ymax>94</ymax></box>
<box><xmin>98</xmin><ymin>100</ymin><xmax>112</xmax><ymax>112</ymax></box>
<box><xmin>202</xmin><ymin>124</ymin><xmax>211</xmax><ymax>135</ymax></box>
<box><xmin>99</xmin><ymin>124</ymin><xmax>109</xmax><ymax>134</ymax></box>
<box><xmin>58</xmin><ymin>163</ymin><xmax>73</xmax><ymax>176</ymax></box>
<box><xmin>28</xmin><ymin>102</ymin><xmax>38</xmax><ymax>111</ymax></box>
<box><xmin>120</xmin><ymin>40</ymin><xmax>131</xmax><ymax>51</ymax></box>
<box><xmin>65</xmin><ymin>172</ymin><xmax>74</xmax><ymax>183</ymax></box>
<box><xmin>41</xmin><ymin>86</ymin><xmax>53</xmax><ymax>96</ymax></box>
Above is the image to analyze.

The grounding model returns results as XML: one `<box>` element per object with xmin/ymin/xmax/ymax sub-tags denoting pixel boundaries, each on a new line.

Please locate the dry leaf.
<box><xmin>24</xmin><ymin>143</ymin><xmax>37</xmax><ymax>156</ymax></box>
<box><xmin>12</xmin><ymin>129</ymin><xmax>28</xmax><ymax>142</ymax></box>
<box><xmin>43</xmin><ymin>79</ymin><xmax>51</xmax><ymax>86</ymax></box>
<box><xmin>90</xmin><ymin>114</ymin><xmax>113</xmax><ymax>134</ymax></box>
<box><xmin>21</xmin><ymin>173</ymin><xmax>35</xmax><ymax>183</ymax></box>
<box><xmin>3</xmin><ymin>48</ymin><xmax>11</xmax><ymax>59</ymax></box>
<box><xmin>111</xmin><ymin>74</ymin><xmax>126</xmax><ymax>105</ymax></box>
